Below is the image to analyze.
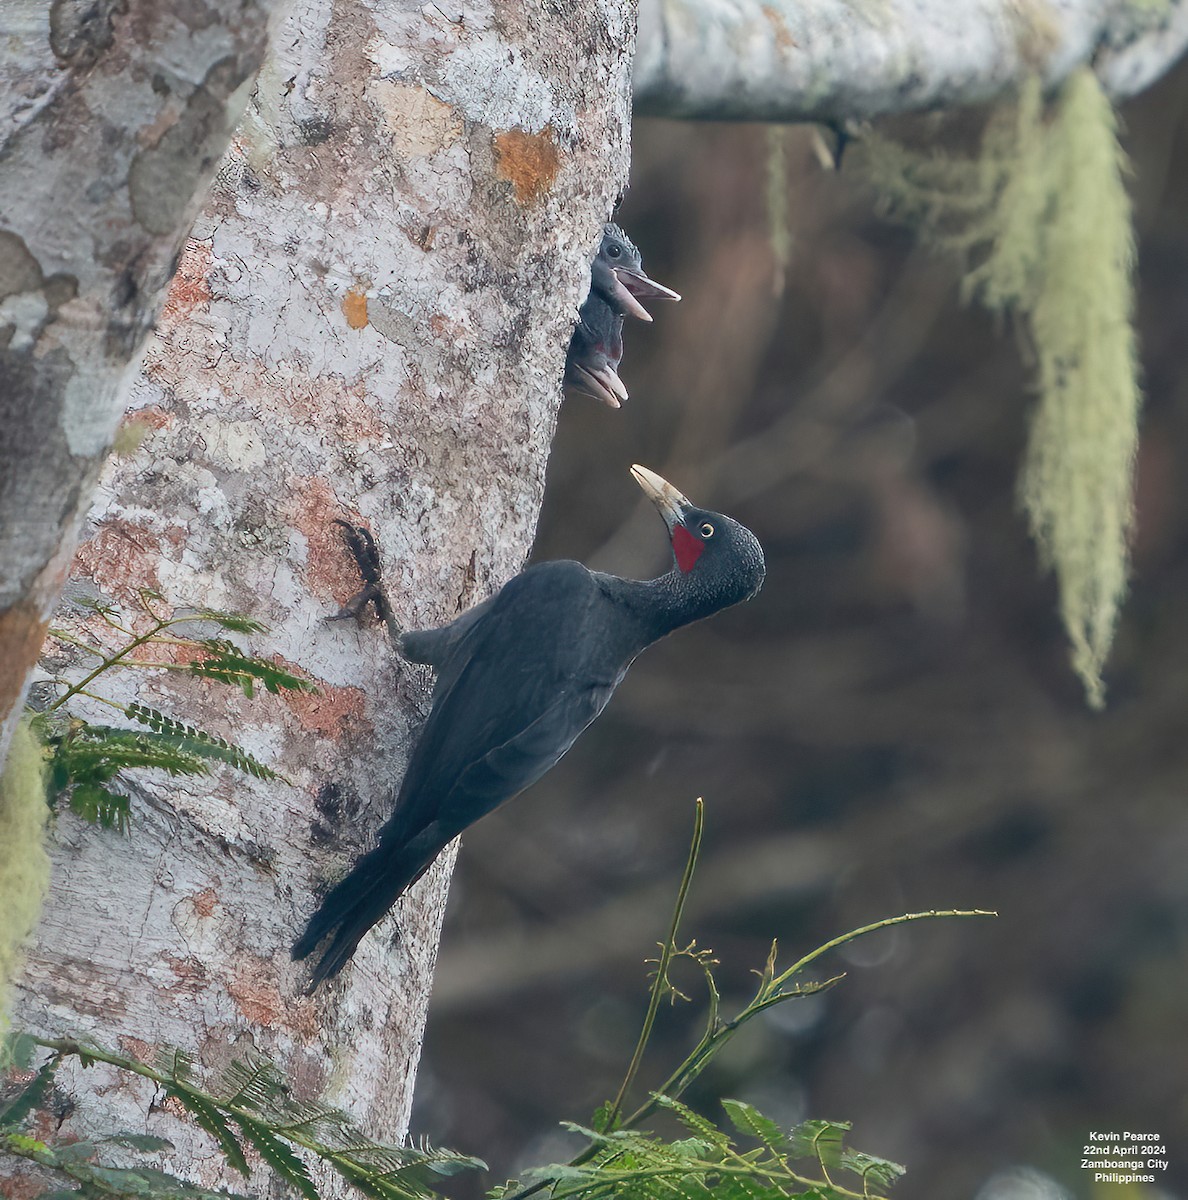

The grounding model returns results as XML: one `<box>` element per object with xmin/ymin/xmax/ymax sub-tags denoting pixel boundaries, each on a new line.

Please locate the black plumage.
<box><xmin>590</xmin><ymin>223</ymin><xmax>681</xmax><ymax>322</ymax></box>
<box><xmin>293</xmin><ymin>466</ymin><xmax>765</xmax><ymax>987</ymax></box>
<box><xmin>564</xmin><ymin>293</ymin><xmax>628</xmax><ymax>408</ymax></box>
<box><xmin>564</xmin><ymin>223</ymin><xmax>680</xmax><ymax>408</ymax></box>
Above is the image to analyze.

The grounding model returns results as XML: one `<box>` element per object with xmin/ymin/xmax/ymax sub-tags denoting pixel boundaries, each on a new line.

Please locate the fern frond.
<box><xmin>184</xmin><ymin>610</ymin><xmax>268</xmax><ymax>635</ymax></box>
<box><xmin>68</xmin><ymin>783</ymin><xmax>131</xmax><ymax>833</ymax></box>
<box><xmin>232</xmin><ymin>1113</ymin><xmax>318</xmax><ymax>1200</ymax></box>
<box><xmin>157</xmin><ymin>1047</ymin><xmax>195</xmax><ymax>1083</ymax></box>
<box><xmin>216</xmin><ymin>1056</ymin><xmax>284</xmax><ymax>1110</ymax></box>
<box><xmin>123</xmin><ymin>705</ymin><xmax>281</xmax><ymax>781</ymax></box>
<box><xmin>721</xmin><ymin>1100</ymin><xmax>787</xmax><ymax>1156</ymax></box>
<box><xmin>168</xmin><ymin>1089</ymin><xmax>249</xmax><ymax>1177</ymax></box>
<box><xmin>653</xmin><ymin>1095</ymin><xmax>732</xmax><ymax>1152</ymax></box>
<box><xmin>191</xmin><ymin>641</ymin><xmax>316</xmax><ymax>698</ymax></box>
<box><xmin>787</xmin><ymin>1120</ymin><xmax>848</xmax><ymax>1172</ymax></box>
<box><xmin>840</xmin><ymin>1148</ymin><xmax>905</xmax><ymax>1191</ymax></box>
<box><xmin>58</xmin><ymin>729</ymin><xmax>213</xmax><ymax>779</ymax></box>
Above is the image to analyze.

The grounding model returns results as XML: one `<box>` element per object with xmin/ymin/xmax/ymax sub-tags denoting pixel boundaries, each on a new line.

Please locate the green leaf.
<box><xmin>82</xmin><ymin>1162</ymin><xmax>254</xmax><ymax>1199</ymax></box>
<box><xmin>232</xmin><ymin>1113</ymin><xmax>318</xmax><ymax>1200</ymax></box>
<box><xmin>185</xmin><ymin>610</ymin><xmax>268</xmax><ymax>635</ymax></box>
<box><xmin>788</xmin><ymin>1119</ymin><xmax>849</xmax><ymax>1169</ymax></box>
<box><xmin>123</xmin><ymin>706</ymin><xmax>281</xmax><ymax>782</ymax></box>
<box><xmin>591</xmin><ymin>1100</ymin><xmax>620</xmax><ymax>1134</ymax></box>
<box><xmin>840</xmin><ymin>1148</ymin><xmax>905</xmax><ymax>1192</ymax></box>
<box><xmin>191</xmin><ymin>641</ymin><xmax>316</xmax><ymax>698</ymax></box>
<box><xmin>652</xmin><ymin>1096</ymin><xmax>731</xmax><ymax>1152</ymax></box>
<box><xmin>168</xmin><ymin>1089</ymin><xmax>249</xmax><ymax>1178</ymax></box>
<box><xmin>51</xmin><ymin>1140</ymin><xmax>98</xmax><ymax>1163</ymax></box>
<box><xmin>68</xmin><ymin>782</ymin><xmax>131</xmax><ymax>833</ymax></box>
<box><xmin>721</xmin><ymin>1099</ymin><xmax>787</xmax><ymax>1154</ymax></box>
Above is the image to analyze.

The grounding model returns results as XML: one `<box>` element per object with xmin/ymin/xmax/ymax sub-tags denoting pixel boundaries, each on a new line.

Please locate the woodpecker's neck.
<box><xmin>604</xmin><ymin>569</ymin><xmax>719</xmax><ymax>652</ymax></box>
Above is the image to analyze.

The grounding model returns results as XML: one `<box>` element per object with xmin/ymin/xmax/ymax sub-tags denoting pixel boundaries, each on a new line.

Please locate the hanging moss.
<box><xmin>765</xmin><ymin>125</ymin><xmax>793</xmax><ymax>298</ymax></box>
<box><xmin>0</xmin><ymin>721</ymin><xmax>51</xmax><ymax>1022</ymax></box>
<box><xmin>862</xmin><ymin>69</ymin><xmax>1140</xmax><ymax>707</ymax></box>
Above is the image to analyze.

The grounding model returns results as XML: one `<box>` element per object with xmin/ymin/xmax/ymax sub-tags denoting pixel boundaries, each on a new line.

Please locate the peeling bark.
<box><xmin>0</xmin><ymin>0</ymin><xmax>278</xmax><ymax>766</ymax></box>
<box><xmin>9</xmin><ymin>0</ymin><xmax>635</xmax><ymax>1194</ymax></box>
<box><xmin>634</xmin><ymin>0</ymin><xmax>1188</xmax><ymax>122</ymax></box>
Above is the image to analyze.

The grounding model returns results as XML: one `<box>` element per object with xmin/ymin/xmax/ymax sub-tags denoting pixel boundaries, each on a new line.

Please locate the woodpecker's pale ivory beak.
<box><xmin>631</xmin><ymin>464</ymin><xmax>691</xmax><ymax>530</ymax></box>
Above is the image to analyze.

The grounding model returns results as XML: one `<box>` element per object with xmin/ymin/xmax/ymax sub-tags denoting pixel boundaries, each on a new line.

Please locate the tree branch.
<box><xmin>633</xmin><ymin>0</ymin><xmax>1188</xmax><ymax>123</ymax></box>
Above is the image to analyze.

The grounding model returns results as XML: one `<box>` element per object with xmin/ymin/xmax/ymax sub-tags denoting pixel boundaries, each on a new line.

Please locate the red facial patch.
<box><xmin>672</xmin><ymin>524</ymin><xmax>705</xmax><ymax>573</ymax></box>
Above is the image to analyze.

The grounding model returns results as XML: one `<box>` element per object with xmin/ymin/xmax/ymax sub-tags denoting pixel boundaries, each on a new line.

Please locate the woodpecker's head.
<box><xmin>565</xmin><ymin>296</ymin><xmax>628</xmax><ymax>408</ymax></box>
<box><xmin>632</xmin><ymin>464</ymin><xmax>766</xmax><ymax>610</ymax></box>
<box><xmin>592</xmin><ymin>224</ymin><xmax>681</xmax><ymax>322</ymax></box>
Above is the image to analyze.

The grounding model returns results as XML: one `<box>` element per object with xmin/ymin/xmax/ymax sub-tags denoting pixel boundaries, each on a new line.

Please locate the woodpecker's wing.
<box><xmin>380</xmin><ymin>561</ymin><xmax>619</xmax><ymax>841</ymax></box>
<box><xmin>400</xmin><ymin>593</ymin><xmax>498</xmax><ymax>669</ymax></box>
<box><xmin>446</xmin><ymin>675</ymin><xmax>616</xmax><ymax>815</ymax></box>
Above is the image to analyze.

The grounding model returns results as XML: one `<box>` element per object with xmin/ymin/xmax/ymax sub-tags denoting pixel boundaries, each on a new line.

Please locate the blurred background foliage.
<box><xmin>412</xmin><ymin>62</ymin><xmax>1188</xmax><ymax>1199</ymax></box>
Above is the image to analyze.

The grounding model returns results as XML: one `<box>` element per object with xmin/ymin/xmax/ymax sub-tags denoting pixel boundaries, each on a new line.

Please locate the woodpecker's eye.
<box><xmin>608</xmin><ymin>244</ymin><xmax>622</xmax><ymax>258</ymax></box>
<box><xmin>699</xmin><ymin>522</ymin><xmax>715</xmax><ymax>539</ymax></box>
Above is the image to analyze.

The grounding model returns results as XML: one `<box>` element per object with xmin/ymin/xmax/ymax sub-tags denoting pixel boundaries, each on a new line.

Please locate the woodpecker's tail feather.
<box><xmin>292</xmin><ymin>826</ymin><xmax>445</xmax><ymax>990</ymax></box>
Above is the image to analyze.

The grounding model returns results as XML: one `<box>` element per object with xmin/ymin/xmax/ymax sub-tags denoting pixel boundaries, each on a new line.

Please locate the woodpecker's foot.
<box><xmin>328</xmin><ymin>520</ymin><xmax>402</xmax><ymax>651</ymax></box>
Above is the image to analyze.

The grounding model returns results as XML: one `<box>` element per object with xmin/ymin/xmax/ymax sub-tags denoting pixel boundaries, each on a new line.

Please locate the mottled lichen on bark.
<box><xmin>0</xmin><ymin>0</ymin><xmax>276</xmax><ymax>766</ymax></box>
<box><xmin>633</xmin><ymin>0</ymin><xmax>1188</xmax><ymax>121</ymax></box>
<box><xmin>13</xmin><ymin>1</ymin><xmax>637</xmax><ymax>1192</ymax></box>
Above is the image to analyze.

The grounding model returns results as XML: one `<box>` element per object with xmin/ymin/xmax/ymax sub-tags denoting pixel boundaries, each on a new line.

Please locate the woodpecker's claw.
<box><xmin>328</xmin><ymin>520</ymin><xmax>401</xmax><ymax>649</ymax></box>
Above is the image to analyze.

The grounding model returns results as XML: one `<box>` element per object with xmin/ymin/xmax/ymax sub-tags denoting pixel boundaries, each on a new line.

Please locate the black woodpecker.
<box><xmin>564</xmin><ymin>224</ymin><xmax>680</xmax><ymax>408</ymax></box>
<box><xmin>564</xmin><ymin>293</ymin><xmax>628</xmax><ymax>408</ymax></box>
<box><xmin>590</xmin><ymin>223</ymin><xmax>681</xmax><ymax>322</ymax></box>
<box><xmin>293</xmin><ymin>466</ymin><xmax>765</xmax><ymax>988</ymax></box>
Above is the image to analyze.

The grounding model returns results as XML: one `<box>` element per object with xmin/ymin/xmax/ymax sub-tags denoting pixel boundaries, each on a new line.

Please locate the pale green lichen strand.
<box><xmin>0</xmin><ymin>720</ymin><xmax>51</xmax><ymax>1022</ymax></box>
<box><xmin>1020</xmin><ymin>70</ymin><xmax>1138</xmax><ymax>709</ymax></box>
<box><xmin>863</xmin><ymin>69</ymin><xmax>1140</xmax><ymax>707</ymax></box>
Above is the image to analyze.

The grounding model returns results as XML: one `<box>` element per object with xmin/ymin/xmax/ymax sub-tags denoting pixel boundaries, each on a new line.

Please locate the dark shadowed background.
<box><xmin>412</xmin><ymin>63</ymin><xmax>1188</xmax><ymax>1199</ymax></box>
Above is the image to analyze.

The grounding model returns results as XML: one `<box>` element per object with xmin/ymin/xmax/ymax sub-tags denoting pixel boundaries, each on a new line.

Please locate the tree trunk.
<box><xmin>8</xmin><ymin>0</ymin><xmax>635</xmax><ymax>1193</ymax></box>
<box><xmin>634</xmin><ymin>0</ymin><xmax>1188</xmax><ymax>121</ymax></box>
<box><xmin>0</xmin><ymin>0</ymin><xmax>278</xmax><ymax>770</ymax></box>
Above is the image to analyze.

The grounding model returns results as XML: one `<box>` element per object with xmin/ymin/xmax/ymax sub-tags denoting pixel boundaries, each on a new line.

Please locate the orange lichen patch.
<box><xmin>427</xmin><ymin>312</ymin><xmax>470</xmax><ymax>345</ymax></box>
<box><xmin>228</xmin><ymin>958</ymin><xmax>318</xmax><ymax>1037</ymax></box>
<box><xmin>190</xmin><ymin>887</ymin><xmax>219</xmax><ymax>918</ymax></box>
<box><xmin>0</xmin><ymin>602</ymin><xmax>52</xmax><ymax>716</ymax></box>
<box><xmin>127</xmin><ymin>405</ymin><xmax>173</xmax><ymax>432</ymax></box>
<box><xmin>287</xmin><ymin>683</ymin><xmax>368</xmax><ymax>738</ymax></box>
<box><xmin>73</xmin><ymin>519</ymin><xmax>163</xmax><ymax>601</ymax></box>
<box><xmin>762</xmin><ymin>5</ymin><xmax>797</xmax><ymax>51</ymax></box>
<box><xmin>342</xmin><ymin>287</ymin><xmax>369</xmax><ymax>329</ymax></box>
<box><xmin>284</xmin><ymin>478</ymin><xmax>360</xmax><ymax>602</ymax></box>
<box><xmin>494</xmin><ymin>127</ymin><xmax>561</xmax><ymax>205</ymax></box>
<box><xmin>159</xmin><ymin>238</ymin><xmax>213</xmax><ymax>330</ymax></box>
<box><xmin>161</xmin><ymin>953</ymin><xmax>208</xmax><ymax>993</ymax></box>
<box><xmin>128</xmin><ymin>636</ymin><xmax>204</xmax><ymax>666</ymax></box>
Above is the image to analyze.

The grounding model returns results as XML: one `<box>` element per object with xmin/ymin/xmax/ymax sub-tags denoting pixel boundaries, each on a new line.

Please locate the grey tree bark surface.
<box><xmin>634</xmin><ymin>0</ymin><xmax>1188</xmax><ymax>121</ymax></box>
<box><xmin>0</xmin><ymin>0</ymin><xmax>278</xmax><ymax>769</ymax></box>
<box><xmin>8</xmin><ymin>0</ymin><xmax>636</xmax><ymax>1193</ymax></box>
